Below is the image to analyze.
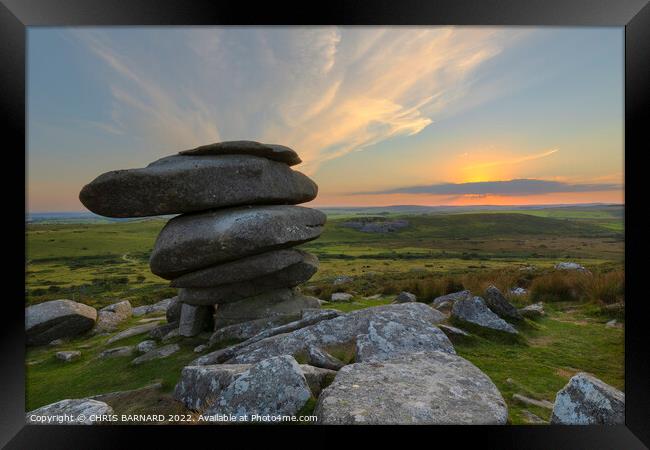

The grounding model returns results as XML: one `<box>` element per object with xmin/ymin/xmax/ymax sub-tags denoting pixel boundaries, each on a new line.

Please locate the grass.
<box><xmin>25</xmin><ymin>206</ymin><xmax>625</xmax><ymax>424</ymax></box>
<box><xmin>453</xmin><ymin>302</ymin><xmax>624</xmax><ymax>424</ymax></box>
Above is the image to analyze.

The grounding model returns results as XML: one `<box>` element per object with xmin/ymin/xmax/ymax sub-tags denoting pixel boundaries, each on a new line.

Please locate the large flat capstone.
<box><xmin>79</xmin><ymin>154</ymin><xmax>316</xmax><ymax>218</ymax></box>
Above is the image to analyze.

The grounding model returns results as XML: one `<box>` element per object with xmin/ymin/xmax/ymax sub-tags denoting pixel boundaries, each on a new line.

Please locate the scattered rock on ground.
<box><xmin>333</xmin><ymin>275</ymin><xmax>353</xmax><ymax>285</ymax></box>
<box><xmin>550</xmin><ymin>373</ymin><xmax>624</xmax><ymax>425</ymax></box>
<box><xmin>315</xmin><ymin>351</ymin><xmax>508</xmax><ymax>424</ymax></box>
<box><xmin>307</xmin><ymin>346</ymin><xmax>345</xmax><ymax>370</ymax></box>
<box><xmin>132</xmin><ymin>297</ymin><xmax>175</xmax><ymax>317</ymax></box>
<box><xmin>483</xmin><ymin>285</ymin><xmax>522</xmax><ymax>320</ymax></box>
<box><xmin>56</xmin><ymin>350</ymin><xmax>81</xmax><ymax>362</ymax></box>
<box><xmin>510</xmin><ymin>287</ymin><xmax>527</xmax><ymax>296</ymax></box>
<box><xmin>439</xmin><ymin>324</ymin><xmax>470</xmax><ymax>338</ymax></box>
<box><xmin>26</xmin><ymin>299</ymin><xmax>97</xmax><ymax>346</ymax></box>
<box><xmin>393</xmin><ymin>291</ymin><xmax>416</xmax><ymax>303</ymax></box>
<box><xmin>512</xmin><ymin>393</ymin><xmax>554</xmax><ymax>410</ymax></box>
<box><xmin>205</xmin><ymin>355</ymin><xmax>311</xmax><ymax>419</ymax></box>
<box><xmin>521</xmin><ymin>409</ymin><xmax>547</xmax><ymax>424</ymax></box>
<box><xmin>136</xmin><ymin>340</ymin><xmax>157</xmax><ymax>354</ymax></box>
<box><xmin>148</xmin><ymin>322</ymin><xmax>179</xmax><ymax>340</ymax></box>
<box><xmin>106</xmin><ymin>321</ymin><xmax>162</xmax><ymax>344</ymax></box>
<box><xmin>451</xmin><ymin>296</ymin><xmax>518</xmax><ymax>334</ymax></box>
<box><xmin>555</xmin><ymin>262</ymin><xmax>590</xmax><ymax>273</ymax></box>
<box><xmin>93</xmin><ymin>300</ymin><xmax>132</xmax><ymax>333</ymax></box>
<box><xmin>99</xmin><ymin>346</ymin><xmax>134</xmax><ymax>359</ymax></box>
<box><xmin>131</xmin><ymin>343</ymin><xmax>180</xmax><ymax>365</ymax></box>
<box><xmin>519</xmin><ymin>302</ymin><xmax>545</xmax><ymax>319</ymax></box>
<box><xmin>302</xmin><ymin>308</ymin><xmax>341</xmax><ymax>321</ymax></box>
<box><xmin>26</xmin><ymin>398</ymin><xmax>114</xmax><ymax>425</ymax></box>
<box><xmin>330</xmin><ymin>292</ymin><xmax>353</xmax><ymax>302</ymax></box>
<box><xmin>432</xmin><ymin>290</ymin><xmax>472</xmax><ymax>309</ymax></box>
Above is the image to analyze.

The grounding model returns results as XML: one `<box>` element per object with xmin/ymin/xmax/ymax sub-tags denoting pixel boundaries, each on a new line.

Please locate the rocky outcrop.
<box><xmin>26</xmin><ymin>398</ymin><xmax>114</xmax><ymax>425</ymax></box>
<box><xmin>26</xmin><ymin>299</ymin><xmax>97</xmax><ymax>346</ymax></box>
<box><xmin>550</xmin><ymin>373</ymin><xmax>624</xmax><ymax>424</ymax></box>
<box><xmin>195</xmin><ymin>303</ymin><xmax>447</xmax><ymax>366</ymax></box>
<box><xmin>314</xmin><ymin>351</ymin><xmax>508</xmax><ymax>424</ymax></box>
<box><xmin>204</xmin><ymin>355</ymin><xmax>311</xmax><ymax>419</ymax></box>
<box><xmin>451</xmin><ymin>296</ymin><xmax>518</xmax><ymax>334</ymax></box>
<box><xmin>483</xmin><ymin>285</ymin><xmax>522</xmax><ymax>320</ymax></box>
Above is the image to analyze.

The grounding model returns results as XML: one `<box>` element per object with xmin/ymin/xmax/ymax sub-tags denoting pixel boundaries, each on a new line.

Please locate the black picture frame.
<box><xmin>2</xmin><ymin>0</ymin><xmax>648</xmax><ymax>447</ymax></box>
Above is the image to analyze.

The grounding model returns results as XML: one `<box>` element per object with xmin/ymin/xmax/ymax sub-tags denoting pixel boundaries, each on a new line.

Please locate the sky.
<box><xmin>27</xmin><ymin>27</ymin><xmax>624</xmax><ymax>212</ymax></box>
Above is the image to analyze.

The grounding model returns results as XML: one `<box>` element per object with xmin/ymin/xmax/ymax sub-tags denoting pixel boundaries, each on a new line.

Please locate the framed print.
<box><xmin>2</xmin><ymin>0</ymin><xmax>649</xmax><ymax>447</ymax></box>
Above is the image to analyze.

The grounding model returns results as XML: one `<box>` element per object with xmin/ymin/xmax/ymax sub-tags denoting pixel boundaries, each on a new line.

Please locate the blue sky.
<box><xmin>28</xmin><ymin>27</ymin><xmax>623</xmax><ymax>211</ymax></box>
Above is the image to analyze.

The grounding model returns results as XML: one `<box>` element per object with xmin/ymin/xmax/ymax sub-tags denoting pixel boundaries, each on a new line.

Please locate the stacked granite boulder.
<box><xmin>79</xmin><ymin>141</ymin><xmax>325</xmax><ymax>336</ymax></box>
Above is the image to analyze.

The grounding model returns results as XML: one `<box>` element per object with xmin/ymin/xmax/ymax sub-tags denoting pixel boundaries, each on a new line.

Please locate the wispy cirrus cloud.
<box><xmin>358</xmin><ymin>179</ymin><xmax>622</xmax><ymax>196</ymax></box>
<box><xmin>70</xmin><ymin>27</ymin><xmax>530</xmax><ymax>173</ymax></box>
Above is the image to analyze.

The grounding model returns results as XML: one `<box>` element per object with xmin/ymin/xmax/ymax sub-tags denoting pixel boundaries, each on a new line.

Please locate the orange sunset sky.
<box><xmin>28</xmin><ymin>27</ymin><xmax>623</xmax><ymax>212</ymax></box>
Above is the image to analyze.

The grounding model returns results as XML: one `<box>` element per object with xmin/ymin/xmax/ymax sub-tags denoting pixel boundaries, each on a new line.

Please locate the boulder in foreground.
<box><xmin>315</xmin><ymin>351</ymin><xmax>508</xmax><ymax>424</ymax></box>
<box><xmin>204</xmin><ymin>355</ymin><xmax>311</xmax><ymax>419</ymax></box>
<box><xmin>451</xmin><ymin>296</ymin><xmax>518</xmax><ymax>334</ymax></box>
<box><xmin>26</xmin><ymin>398</ymin><xmax>113</xmax><ymax>425</ymax></box>
<box><xmin>483</xmin><ymin>285</ymin><xmax>522</xmax><ymax>320</ymax></box>
<box><xmin>26</xmin><ymin>300</ymin><xmax>97</xmax><ymax>346</ymax></box>
<box><xmin>550</xmin><ymin>373</ymin><xmax>624</xmax><ymax>425</ymax></box>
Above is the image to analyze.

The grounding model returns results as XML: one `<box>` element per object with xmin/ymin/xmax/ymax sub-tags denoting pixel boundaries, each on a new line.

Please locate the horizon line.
<box><xmin>27</xmin><ymin>201</ymin><xmax>625</xmax><ymax>215</ymax></box>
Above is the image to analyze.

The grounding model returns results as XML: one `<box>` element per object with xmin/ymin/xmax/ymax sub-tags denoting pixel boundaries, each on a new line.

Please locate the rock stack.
<box><xmin>79</xmin><ymin>141</ymin><xmax>325</xmax><ymax>336</ymax></box>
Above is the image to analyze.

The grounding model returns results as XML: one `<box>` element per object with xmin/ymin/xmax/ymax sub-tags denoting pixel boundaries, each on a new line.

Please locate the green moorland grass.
<box><xmin>25</xmin><ymin>208</ymin><xmax>624</xmax><ymax>423</ymax></box>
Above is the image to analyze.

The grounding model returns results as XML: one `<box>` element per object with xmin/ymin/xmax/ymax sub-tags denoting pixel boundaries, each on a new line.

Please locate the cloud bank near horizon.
<box><xmin>357</xmin><ymin>179</ymin><xmax>623</xmax><ymax>197</ymax></box>
<box><xmin>70</xmin><ymin>27</ymin><xmax>528</xmax><ymax>174</ymax></box>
